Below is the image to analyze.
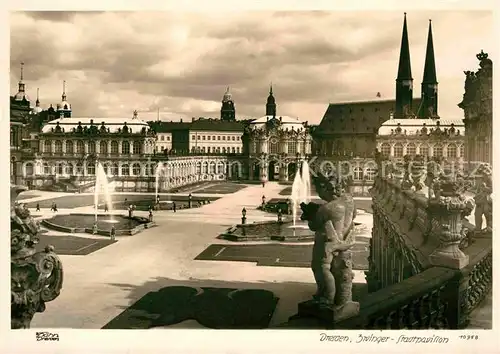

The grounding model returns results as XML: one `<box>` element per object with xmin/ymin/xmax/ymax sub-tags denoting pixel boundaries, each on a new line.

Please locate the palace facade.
<box><xmin>459</xmin><ymin>50</ymin><xmax>493</xmax><ymax>166</ymax></box>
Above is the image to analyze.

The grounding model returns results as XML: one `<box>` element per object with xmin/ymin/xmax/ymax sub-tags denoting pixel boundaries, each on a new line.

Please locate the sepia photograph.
<box><xmin>6</xmin><ymin>4</ymin><xmax>496</xmax><ymax>353</ymax></box>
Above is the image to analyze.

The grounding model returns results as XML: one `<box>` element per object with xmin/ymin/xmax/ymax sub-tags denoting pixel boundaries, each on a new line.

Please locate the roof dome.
<box><xmin>32</xmin><ymin>106</ymin><xmax>43</xmax><ymax>114</ymax></box>
<box><xmin>13</xmin><ymin>91</ymin><xmax>29</xmax><ymax>101</ymax></box>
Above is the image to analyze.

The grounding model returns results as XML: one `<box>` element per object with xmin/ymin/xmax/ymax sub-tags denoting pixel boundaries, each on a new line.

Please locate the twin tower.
<box><xmin>395</xmin><ymin>13</ymin><xmax>439</xmax><ymax>119</ymax></box>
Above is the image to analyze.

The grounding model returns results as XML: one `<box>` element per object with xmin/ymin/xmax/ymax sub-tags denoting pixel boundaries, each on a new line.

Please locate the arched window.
<box><xmin>364</xmin><ymin>166</ymin><xmax>377</xmax><ymax>181</ymax></box>
<box><xmin>393</xmin><ymin>143</ymin><xmax>403</xmax><ymax>158</ymax></box>
<box><xmin>202</xmin><ymin>162</ymin><xmax>208</xmax><ymax>174</ymax></box>
<box><xmin>210</xmin><ymin>162</ymin><xmax>216</xmax><ymax>174</ymax></box>
<box><xmin>103</xmin><ymin>164</ymin><xmax>109</xmax><ymax>175</ymax></box>
<box><xmin>459</xmin><ymin>145</ymin><xmax>464</xmax><ymax>158</ymax></box>
<box><xmin>419</xmin><ymin>144</ymin><xmax>429</xmax><ymax>157</ymax></box>
<box><xmin>353</xmin><ymin>167</ymin><xmax>363</xmax><ymax>181</ymax></box>
<box><xmin>217</xmin><ymin>163</ymin><xmax>224</xmax><ymax>174</ymax></box>
<box><xmin>111</xmin><ymin>164</ymin><xmax>119</xmax><ymax>176</ymax></box>
<box><xmin>43</xmin><ymin>163</ymin><xmax>50</xmax><ymax>174</ymax></box>
<box><xmin>121</xmin><ymin>164</ymin><xmax>130</xmax><ymax>176</ymax></box>
<box><xmin>54</xmin><ymin>141</ymin><xmax>63</xmax><ymax>153</ymax></box>
<box><xmin>288</xmin><ymin>140</ymin><xmax>298</xmax><ymax>154</ymax></box>
<box><xmin>87</xmin><ymin>163</ymin><xmax>95</xmax><ymax>175</ymax></box>
<box><xmin>196</xmin><ymin>162</ymin><xmax>202</xmax><ymax>174</ymax></box>
<box><xmin>269</xmin><ymin>140</ymin><xmax>279</xmax><ymax>154</ymax></box>
<box><xmin>406</xmin><ymin>143</ymin><xmax>416</xmax><ymax>156</ymax></box>
<box><xmin>88</xmin><ymin>141</ymin><xmax>96</xmax><ymax>154</ymax></box>
<box><xmin>65</xmin><ymin>163</ymin><xmax>73</xmax><ymax>175</ymax></box>
<box><xmin>133</xmin><ymin>141</ymin><xmax>141</xmax><ymax>154</ymax></box>
<box><xmin>25</xmin><ymin>162</ymin><xmax>34</xmax><ymax>176</ymax></box>
<box><xmin>122</xmin><ymin>141</ymin><xmax>130</xmax><ymax>154</ymax></box>
<box><xmin>76</xmin><ymin>140</ymin><xmax>85</xmax><ymax>154</ymax></box>
<box><xmin>380</xmin><ymin>143</ymin><xmax>391</xmax><ymax>156</ymax></box>
<box><xmin>111</xmin><ymin>141</ymin><xmax>119</xmax><ymax>154</ymax></box>
<box><xmin>44</xmin><ymin>140</ymin><xmax>52</xmax><ymax>153</ymax></box>
<box><xmin>75</xmin><ymin>163</ymin><xmax>83</xmax><ymax>175</ymax></box>
<box><xmin>132</xmin><ymin>163</ymin><xmax>141</xmax><ymax>176</ymax></box>
<box><xmin>57</xmin><ymin>163</ymin><xmax>64</xmax><ymax>175</ymax></box>
<box><xmin>66</xmin><ymin>140</ymin><xmax>74</xmax><ymax>154</ymax></box>
<box><xmin>222</xmin><ymin>147</ymin><xmax>226</xmax><ymax>154</ymax></box>
<box><xmin>433</xmin><ymin>143</ymin><xmax>443</xmax><ymax>158</ymax></box>
<box><xmin>100</xmin><ymin>141</ymin><xmax>108</xmax><ymax>154</ymax></box>
<box><xmin>447</xmin><ymin>143</ymin><xmax>457</xmax><ymax>158</ymax></box>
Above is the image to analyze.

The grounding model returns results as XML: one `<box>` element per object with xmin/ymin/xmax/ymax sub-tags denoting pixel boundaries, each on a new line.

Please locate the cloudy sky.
<box><xmin>10</xmin><ymin>10</ymin><xmax>493</xmax><ymax>123</ymax></box>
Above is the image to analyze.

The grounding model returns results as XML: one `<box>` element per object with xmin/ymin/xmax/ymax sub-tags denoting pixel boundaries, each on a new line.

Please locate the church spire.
<box><xmin>418</xmin><ymin>19</ymin><xmax>439</xmax><ymax>118</ymax></box>
<box><xmin>62</xmin><ymin>80</ymin><xmax>67</xmax><ymax>101</ymax></box>
<box><xmin>395</xmin><ymin>13</ymin><xmax>414</xmax><ymax>118</ymax></box>
<box><xmin>18</xmin><ymin>62</ymin><xmax>25</xmax><ymax>93</ymax></box>
<box><xmin>266</xmin><ymin>83</ymin><xmax>276</xmax><ymax>117</ymax></box>
<box><xmin>220</xmin><ymin>86</ymin><xmax>235</xmax><ymax>121</ymax></box>
<box><xmin>36</xmin><ymin>88</ymin><xmax>40</xmax><ymax>106</ymax></box>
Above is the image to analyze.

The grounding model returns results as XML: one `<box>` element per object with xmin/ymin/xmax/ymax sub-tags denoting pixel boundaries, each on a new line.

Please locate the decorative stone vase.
<box><xmin>11</xmin><ymin>185</ymin><xmax>64</xmax><ymax>329</ymax></box>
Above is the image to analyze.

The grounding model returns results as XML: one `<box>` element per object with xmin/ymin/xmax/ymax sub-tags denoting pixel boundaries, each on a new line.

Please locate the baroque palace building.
<box><xmin>459</xmin><ymin>50</ymin><xmax>493</xmax><ymax>166</ymax></box>
<box><xmin>245</xmin><ymin>86</ymin><xmax>313</xmax><ymax>182</ymax></box>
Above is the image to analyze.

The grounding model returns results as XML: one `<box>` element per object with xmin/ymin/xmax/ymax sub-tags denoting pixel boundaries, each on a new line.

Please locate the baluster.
<box><xmin>435</xmin><ymin>286</ymin><xmax>448</xmax><ymax>328</ymax></box>
<box><xmin>386</xmin><ymin>310</ymin><xmax>396</xmax><ymax>329</ymax></box>
<box><xmin>428</xmin><ymin>290</ymin><xmax>440</xmax><ymax>328</ymax></box>
<box><xmin>417</xmin><ymin>296</ymin><xmax>427</xmax><ymax>328</ymax></box>
<box><xmin>373</xmin><ymin>316</ymin><xmax>386</xmax><ymax>329</ymax></box>
<box><xmin>407</xmin><ymin>300</ymin><xmax>418</xmax><ymax>329</ymax></box>
<box><xmin>397</xmin><ymin>305</ymin><xmax>408</xmax><ymax>329</ymax></box>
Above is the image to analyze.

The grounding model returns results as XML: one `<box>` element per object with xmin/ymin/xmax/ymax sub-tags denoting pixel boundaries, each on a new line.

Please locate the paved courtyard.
<box><xmin>22</xmin><ymin>182</ymin><xmax>373</xmax><ymax>329</ymax></box>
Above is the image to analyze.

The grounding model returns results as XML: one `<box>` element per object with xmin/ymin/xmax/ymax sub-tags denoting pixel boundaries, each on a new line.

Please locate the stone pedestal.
<box><xmin>297</xmin><ymin>299</ymin><xmax>360</xmax><ymax>323</ymax></box>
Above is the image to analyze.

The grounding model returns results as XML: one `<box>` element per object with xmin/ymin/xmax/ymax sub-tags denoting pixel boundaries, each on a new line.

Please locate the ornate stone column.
<box><xmin>11</xmin><ymin>185</ymin><xmax>63</xmax><ymax>328</ymax></box>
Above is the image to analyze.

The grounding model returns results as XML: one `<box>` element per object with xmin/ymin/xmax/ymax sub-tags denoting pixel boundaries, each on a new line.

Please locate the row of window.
<box><xmin>251</xmin><ymin>141</ymin><xmax>306</xmax><ymax>154</ymax></box>
<box><xmin>379</xmin><ymin>143</ymin><xmax>464</xmax><ymax>158</ymax></box>
<box><xmin>159</xmin><ymin>135</ymin><xmax>171</xmax><ymax>141</ymax></box>
<box><xmin>191</xmin><ymin>146</ymin><xmax>241</xmax><ymax>153</ymax></box>
<box><xmin>26</xmin><ymin>161</ymin><xmax>240</xmax><ymax>177</ymax></box>
<box><xmin>191</xmin><ymin>134</ymin><xmax>242</xmax><ymax>141</ymax></box>
<box><xmin>42</xmin><ymin>140</ymin><xmax>143</xmax><ymax>155</ymax></box>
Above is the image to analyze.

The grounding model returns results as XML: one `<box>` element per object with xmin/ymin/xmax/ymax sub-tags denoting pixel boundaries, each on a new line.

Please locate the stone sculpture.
<box><xmin>11</xmin><ymin>185</ymin><xmax>63</xmax><ymax>329</ymax></box>
<box><xmin>298</xmin><ymin>173</ymin><xmax>360</xmax><ymax>322</ymax></box>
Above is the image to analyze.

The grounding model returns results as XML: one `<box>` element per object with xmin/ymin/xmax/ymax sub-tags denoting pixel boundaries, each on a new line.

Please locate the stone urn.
<box><xmin>11</xmin><ymin>185</ymin><xmax>64</xmax><ymax>329</ymax></box>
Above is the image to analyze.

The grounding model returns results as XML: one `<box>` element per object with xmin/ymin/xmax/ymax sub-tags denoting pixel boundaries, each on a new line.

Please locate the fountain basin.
<box><xmin>219</xmin><ymin>220</ymin><xmax>315</xmax><ymax>242</ymax></box>
<box><xmin>42</xmin><ymin>213</ymin><xmax>156</xmax><ymax>237</ymax></box>
<box><xmin>260</xmin><ymin>198</ymin><xmax>324</xmax><ymax>214</ymax></box>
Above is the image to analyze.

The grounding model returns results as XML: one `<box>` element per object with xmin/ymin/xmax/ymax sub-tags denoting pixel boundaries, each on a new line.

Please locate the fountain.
<box><xmin>94</xmin><ymin>162</ymin><xmax>115</xmax><ymax>224</ymax></box>
<box><xmin>290</xmin><ymin>160</ymin><xmax>312</xmax><ymax>227</ymax></box>
<box><xmin>155</xmin><ymin>163</ymin><xmax>163</xmax><ymax>203</ymax></box>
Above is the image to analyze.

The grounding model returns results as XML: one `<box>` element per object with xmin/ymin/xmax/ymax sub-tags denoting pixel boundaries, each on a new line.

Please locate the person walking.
<box><xmin>36</xmin><ymin>203</ymin><xmax>40</xmax><ymax>212</ymax></box>
<box><xmin>104</xmin><ymin>203</ymin><xmax>109</xmax><ymax>213</ymax></box>
<box><xmin>110</xmin><ymin>225</ymin><xmax>116</xmax><ymax>241</ymax></box>
<box><xmin>53</xmin><ymin>203</ymin><xmax>58</xmax><ymax>212</ymax></box>
<box><xmin>172</xmin><ymin>201</ymin><xmax>177</xmax><ymax>213</ymax></box>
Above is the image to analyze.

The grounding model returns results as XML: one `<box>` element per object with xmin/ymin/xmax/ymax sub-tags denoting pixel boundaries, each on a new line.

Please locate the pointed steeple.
<box><xmin>36</xmin><ymin>88</ymin><xmax>40</xmax><ymax>106</ymax></box>
<box><xmin>395</xmin><ymin>13</ymin><xmax>414</xmax><ymax>118</ymax></box>
<box><xmin>397</xmin><ymin>13</ymin><xmax>412</xmax><ymax>80</ymax></box>
<box><xmin>62</xmin><ymin>80</ymin><xmax>67</xmax><ymax>101</ymax></box>
<box><xmin>422</xmin><ymin>20</ymin><xmax>437</xmax><ymax>84</ymax></box>
<box><xmin>417</xmin><ymin>19</ymin><xmax>439</xmax><ymax>118</ymax></box>
<box><xmin>266</xmin><ymin>83</ymin><xmax>276</xmax><ymax>117</ymax></box>
<box><xmin>18</xmin><ymin>62</ymin><xmax>25</xmax><ymax>93</ymax></box>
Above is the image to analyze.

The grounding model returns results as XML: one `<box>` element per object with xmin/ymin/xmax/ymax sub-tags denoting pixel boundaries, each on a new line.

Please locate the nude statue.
<box><xmin>300</xmin><ymin>174</ymin><xmax>359</xmax><ymax>319</ymax></box>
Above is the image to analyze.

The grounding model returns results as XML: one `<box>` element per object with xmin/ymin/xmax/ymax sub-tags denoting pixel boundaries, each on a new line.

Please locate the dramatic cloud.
<box><xmin>10</xmin><ymin>10</ymin><xmax>493</xmax><ymax>123</ymax></box>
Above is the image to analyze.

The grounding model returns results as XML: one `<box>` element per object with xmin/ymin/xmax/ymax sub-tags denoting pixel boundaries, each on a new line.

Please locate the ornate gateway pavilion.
<box><xmin>245</xmin><ymin>115</ymin><xmax>313</xmax><ymax>182</ymax></box>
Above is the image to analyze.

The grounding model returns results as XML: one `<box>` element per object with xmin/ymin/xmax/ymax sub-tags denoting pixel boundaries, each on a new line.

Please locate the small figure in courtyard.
<box><xmin>149</xmin><ymin>209</ymin><xmax>153</xmax><ymax>222</ymax></box>
<box><xmin>156</xmin><ymin>195</ymin><xmax>160</xmax><ymax>204</ymax></box>
<box><xmin>474</xmin><ymin>165</ymin><xmax>493</xmax><ymax>232</ymax></box>
<box><xmin>188</xmin><ymin>193</ymin><xmax>192</xmax><ymax>208</ymax></box>
<box><xmin>104</xmin><ymin>203</ymin><xmax>109</xmax><ymax>213</ymax></box>
<box><xmin>36</xmin><ymin>203</ymin><xmax>40</xmax><ymax>212</ymax></box>
<box><xmin>262</xmin><ymin>181</ymin><xmax>265</xmax><ymax>188</ymax></box>
<box><xmin>124</xmin><ymin>198</ymin><xmax>128</xmax><ymax>209</ymax></box>
<box><xmin>277</xmin><ymin>208</ymin><xmax>283</xmax><ymax>223</ymax></box>
<box><xmin>110</xmin><ymin>225</ymin><xmax>116</xmax><ymax>241</ymax></box>
<box><xmin>172</xmin><ymin>201</ymin><xmax>177</xmax><ymax>213</ymax></box>
<box><xmin>128</xmin><ymin>205</ymin><xmax>133</xmax><ymax>218</ymax></box>
<box><xmin>300</xmin><ymin>173</ymin><xmax>359</xmax><ymax>320</ymax></box>
<box><xmin>92</xmin><ymin>222</ymin><xmax>98</xmax><ymax>235</ymax></box>
<box><xmin>262</xmin><ymin>195</ymin><xmax>266</xmax><ymax>207</ymax></box>
<box><xmin>53</xmin><ymin>203</ymin><xmax>58</xmax><ymax>212</ymax></box>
